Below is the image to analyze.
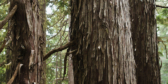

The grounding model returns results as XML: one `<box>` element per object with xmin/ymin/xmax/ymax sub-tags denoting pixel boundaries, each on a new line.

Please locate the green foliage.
<box><xmin>0</xmin><ymin>0</ymin><xmax>9</xmax><ymax>83</ymax></box>
<box><xmin>156</xmin><ymin>0</ymin><xmax>168</xmax><ymax>84</ymax></box>
<box><xmin>45</xmin><ymin>0</ymin><xmax>69</xmax><ymax>84</ymax></box>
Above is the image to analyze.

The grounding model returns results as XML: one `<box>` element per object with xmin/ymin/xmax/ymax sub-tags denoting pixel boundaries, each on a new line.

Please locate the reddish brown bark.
<box><xmin>7</xmin><ymin>0</ymin><xmax>44</xmax><ymax>83</ymax></box>
<box><xmin>130</xmin><ymin>0</ymin><xmax>161</xmax><ymax>84</ymax></box>
<box><xmin>70</xmin><ymin>0</ymin><xmax>136</xmax><ymax>84</ymax></box>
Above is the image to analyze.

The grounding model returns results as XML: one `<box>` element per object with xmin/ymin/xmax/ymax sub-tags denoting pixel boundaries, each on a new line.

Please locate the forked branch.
<box><xmin>0</xmin><ymin>5</ymin><xmax>17</xmax><ymax>30</ymax></box>
<box><xmin>43</xmin><ymin>41</ymin><xmax>74</xmax><ymax>61</ymax></box>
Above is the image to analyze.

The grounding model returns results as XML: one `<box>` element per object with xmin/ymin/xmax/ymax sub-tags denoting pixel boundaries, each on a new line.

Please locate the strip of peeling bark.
<box><xmin>0</xmin><ymin>5</ymin><xmax>17</xmax><ymax>30</ymax></box>
<box><xmin>7</xmin><ymin>63</ymin><xmax>20</xmax><ymax>84</ymax></box>
<box><xmin>43</xmin><ymin>41</ymin><xmax>74</xmax><ymax>61</ymax></box>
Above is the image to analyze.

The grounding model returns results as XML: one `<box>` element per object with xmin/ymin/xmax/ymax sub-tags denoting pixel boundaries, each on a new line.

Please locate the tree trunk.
<box><xmin>130</xmin><ymin>0</ymin><xmax>161</xmax><ymax>84</ymax></box>
<box><xmin>39</xmin><ymin>0</ymin><xmax>47</xmax><ymax>83</ymax></box>
<box><xmin>8</xmin><ymin>0</ymin><xmax>44</xmax><ymax>83</ymax></box>
<box><xmin>70</xmin><ymin>0</ymin><xmax>136</xmax><ymax>84</ymax></box>
<box><xmin>68</xmin><ymin>54</ymin><xmax>74</xmax><ymax>84</ymax></box>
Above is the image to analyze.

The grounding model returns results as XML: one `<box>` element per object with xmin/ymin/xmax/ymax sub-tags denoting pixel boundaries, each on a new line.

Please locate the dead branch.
<box><xmin>63</xmin><ymin>49</ymin><xmax>76</xmax><ymax>80</ymax></box>
<box><xmin>7</xmin><ymin>63</ymin><xmax>20</xmax><ymax>84</ymax></box>
<box><xmin>43</xmin><ymin>41</ymin><xmax>74</xmax><ymax>61</ymax></box>
<box><xmin>159</xmin><ymin>57</ymin><xmax>162</xmax><ymax>69</ymax></box>
<box><xmin>0</xmin><ymin>0</ymin><xmax>8</xmax><ymax>7</ymax></box>
<box><xmin>156</xmin><ymin>5</ymin><xmax>168</xmax><ymax>8</ymax></box>
<box><xmin>0</xmin><ymin>60</ymin><xmax>6</xmax><ymax>67</ymax></box>
<box><xmin>67</xmin><ymin>49</ymin><xmax>77</xmax><ymax>55</ymax></box>
<box><xmin>0</xmin><ymin>38</ymin><xmax>7</xmax><ymax>53</ymax></box>
<box><xmin>161</xmin><ymin>41</ymin><xmax>168</xmax><ymax>59</ymax></box>
<box><xmin>0</xmin><ymin>22</ymin><xmax>14</xmax><ymax>53</ymax></box>
<box><xmin>0</xmin><ymin>5</ymin><xmax>17</xmax><ymax>30</ymax></box>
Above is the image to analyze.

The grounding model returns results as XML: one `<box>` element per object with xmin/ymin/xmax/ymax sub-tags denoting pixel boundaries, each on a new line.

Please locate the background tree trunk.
<box><xmin>8</xmin><ymin>0</ymin><xmax>44</xmax><ymax>83</ymax></box>
<box><xmin>68</xmin><ymin>54</ymin><xmax>74</xmax><ymax>84</ymax></box>
<box><xmin>70</xmin><ymin>0</ymin><xmax>136</xmax><ymax>84</ymax></box>
<box><xmin>130</xmin><ymin>0</ymin><xmax>161</xmax><ymax>84</ymax></box>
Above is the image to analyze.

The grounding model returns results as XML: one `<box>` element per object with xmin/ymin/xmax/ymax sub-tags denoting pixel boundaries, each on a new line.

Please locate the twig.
<box><xmin>0</xmin><ymin>0</ymin><xmax>8</xmax><ymax>7</ymax></box>
<box><xmin>7</xmin><ymin>63</ymin><xmax>20</xmax><ymax>84</ymax></box>
<box><xmin>43</xmin><ymin>41</ymin><xmax>74</xmax><ymax>61</ymax></box>
<box><xmin>0</xmin><ymin>5</ymin><xmax>17</xmax><ymax>30</ymax></box>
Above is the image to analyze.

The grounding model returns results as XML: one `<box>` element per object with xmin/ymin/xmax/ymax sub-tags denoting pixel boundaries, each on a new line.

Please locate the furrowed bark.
<box><xmin>70</xmin><ymin>0</ymin><xmax>137</xmax><ymax>84</ymax></box>
<box><xmin>7</xmin><ymin>0</ymin><xmax>44</xmax><ymax>83</ymax></box>
<box><xmin>130</xmin><ymin>0</ymin><xmax>161</xmax><ymax>84</ymax></box>
<box><xmin>38</xmin><ymin>0</ymin><xmax>47</xmax><ymax>83</ymax></box>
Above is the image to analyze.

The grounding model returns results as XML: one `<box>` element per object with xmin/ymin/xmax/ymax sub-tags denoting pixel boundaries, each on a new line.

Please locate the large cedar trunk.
<box><xmin>130</xmin><ymin>0</ymin><xmax>161</xmax><ymax>84</ymax></box>
<box><xmin>70</xmin><ymin>0</ymin><xmax>136</xmax><ymax>84</ymax></box>
<box><xmin>7</xmin><ymin>0</ymin><xmax>44</xmax><ymax>83</ymax></box>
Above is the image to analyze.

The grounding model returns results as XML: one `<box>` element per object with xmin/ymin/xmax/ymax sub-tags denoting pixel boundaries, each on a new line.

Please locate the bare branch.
<box><xmin>0</xmin><ymin>0</ymin><xmax>8</xmax><ymax>7</ymax></box>
<box><xmin>0</xmin><ymin>38</ymin><xmax>6</xmax><ymax>53</ymax></box>
<box><xmin>161</xmin><ymin>41</ymin><xmax>168</xmax><ymax>59</ymax></box>
<box><xmin>0</xmin><ymin>60</ymin><xmax>6</xmax><ymax>67</ymax></box>
<box><xmin>63</xmin><ymin>49</ymin><xmax>77</xmax><ymax>80</ymax></box>
<box><xmin>156</xmin><ymin>5</ymin><xmax>168</xmax><ymax>8</ymax></box>
<box><xmin>0</xmin><ymin>5</ymin><xmax>17</xmax><ymax>30</ymax></box>
<box><xmin>43</xmin><ymin>41</ymin><xmax>74</xmax><ymax>61</ymax></box>
<box><xmin>0</xmin><ymin>22</ymin><xmax>14</xmax><ymax>53</ymax></box>
<box><xmin>7</xmin><ymin>63</ymin><xmax>20</xmax><ymax>84</ymax></box>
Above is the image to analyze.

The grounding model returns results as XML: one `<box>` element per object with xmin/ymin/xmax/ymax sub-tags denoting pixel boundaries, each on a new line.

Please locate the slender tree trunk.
<box><xmin>70</xmin><ymin>0</ymin><xmax>136</xmax><ymax>84</ymax></box>
<box><xmin>8</xmin><ymin>0</ymin><xmax>44</xmax><ymax>83</ymax></box>
<box><xmin>130</xmin><ymin>0</ymin><xmax>161</xmax><ymax>84</ymax></box>
<box><xmin>59</xmin><ymin>53</ymin><xmax>62</xmax><ymax>78</ymax></box>
<box><xmin>53</xmin><ymin>53</ymin><xmax>58</xmax><ymax>84</ymax></box>
<box><xmin>68</xmin><ymin>54</ymin><xmax>74</xmax><ymax>84</ymax></box>
<box><xmin>68</xmin><ymin>15</ymin><xmax>74</xmax><ymax>84</ymax></box>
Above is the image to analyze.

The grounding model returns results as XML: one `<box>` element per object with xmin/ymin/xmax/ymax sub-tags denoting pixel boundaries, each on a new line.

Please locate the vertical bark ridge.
<box><xmin>70</xmin><ymin>0</ymin><xmax>136</xmax><ymax>84</ymax></box>
<box><xmin>8</xmin><ymin>0</ymin><xmax>44</xmax><ymax>83</ymax></box>
<box><xmin>130</xmin><ymin>0</ymin><xmax>161</xmax><ymax>84</ymax></box>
